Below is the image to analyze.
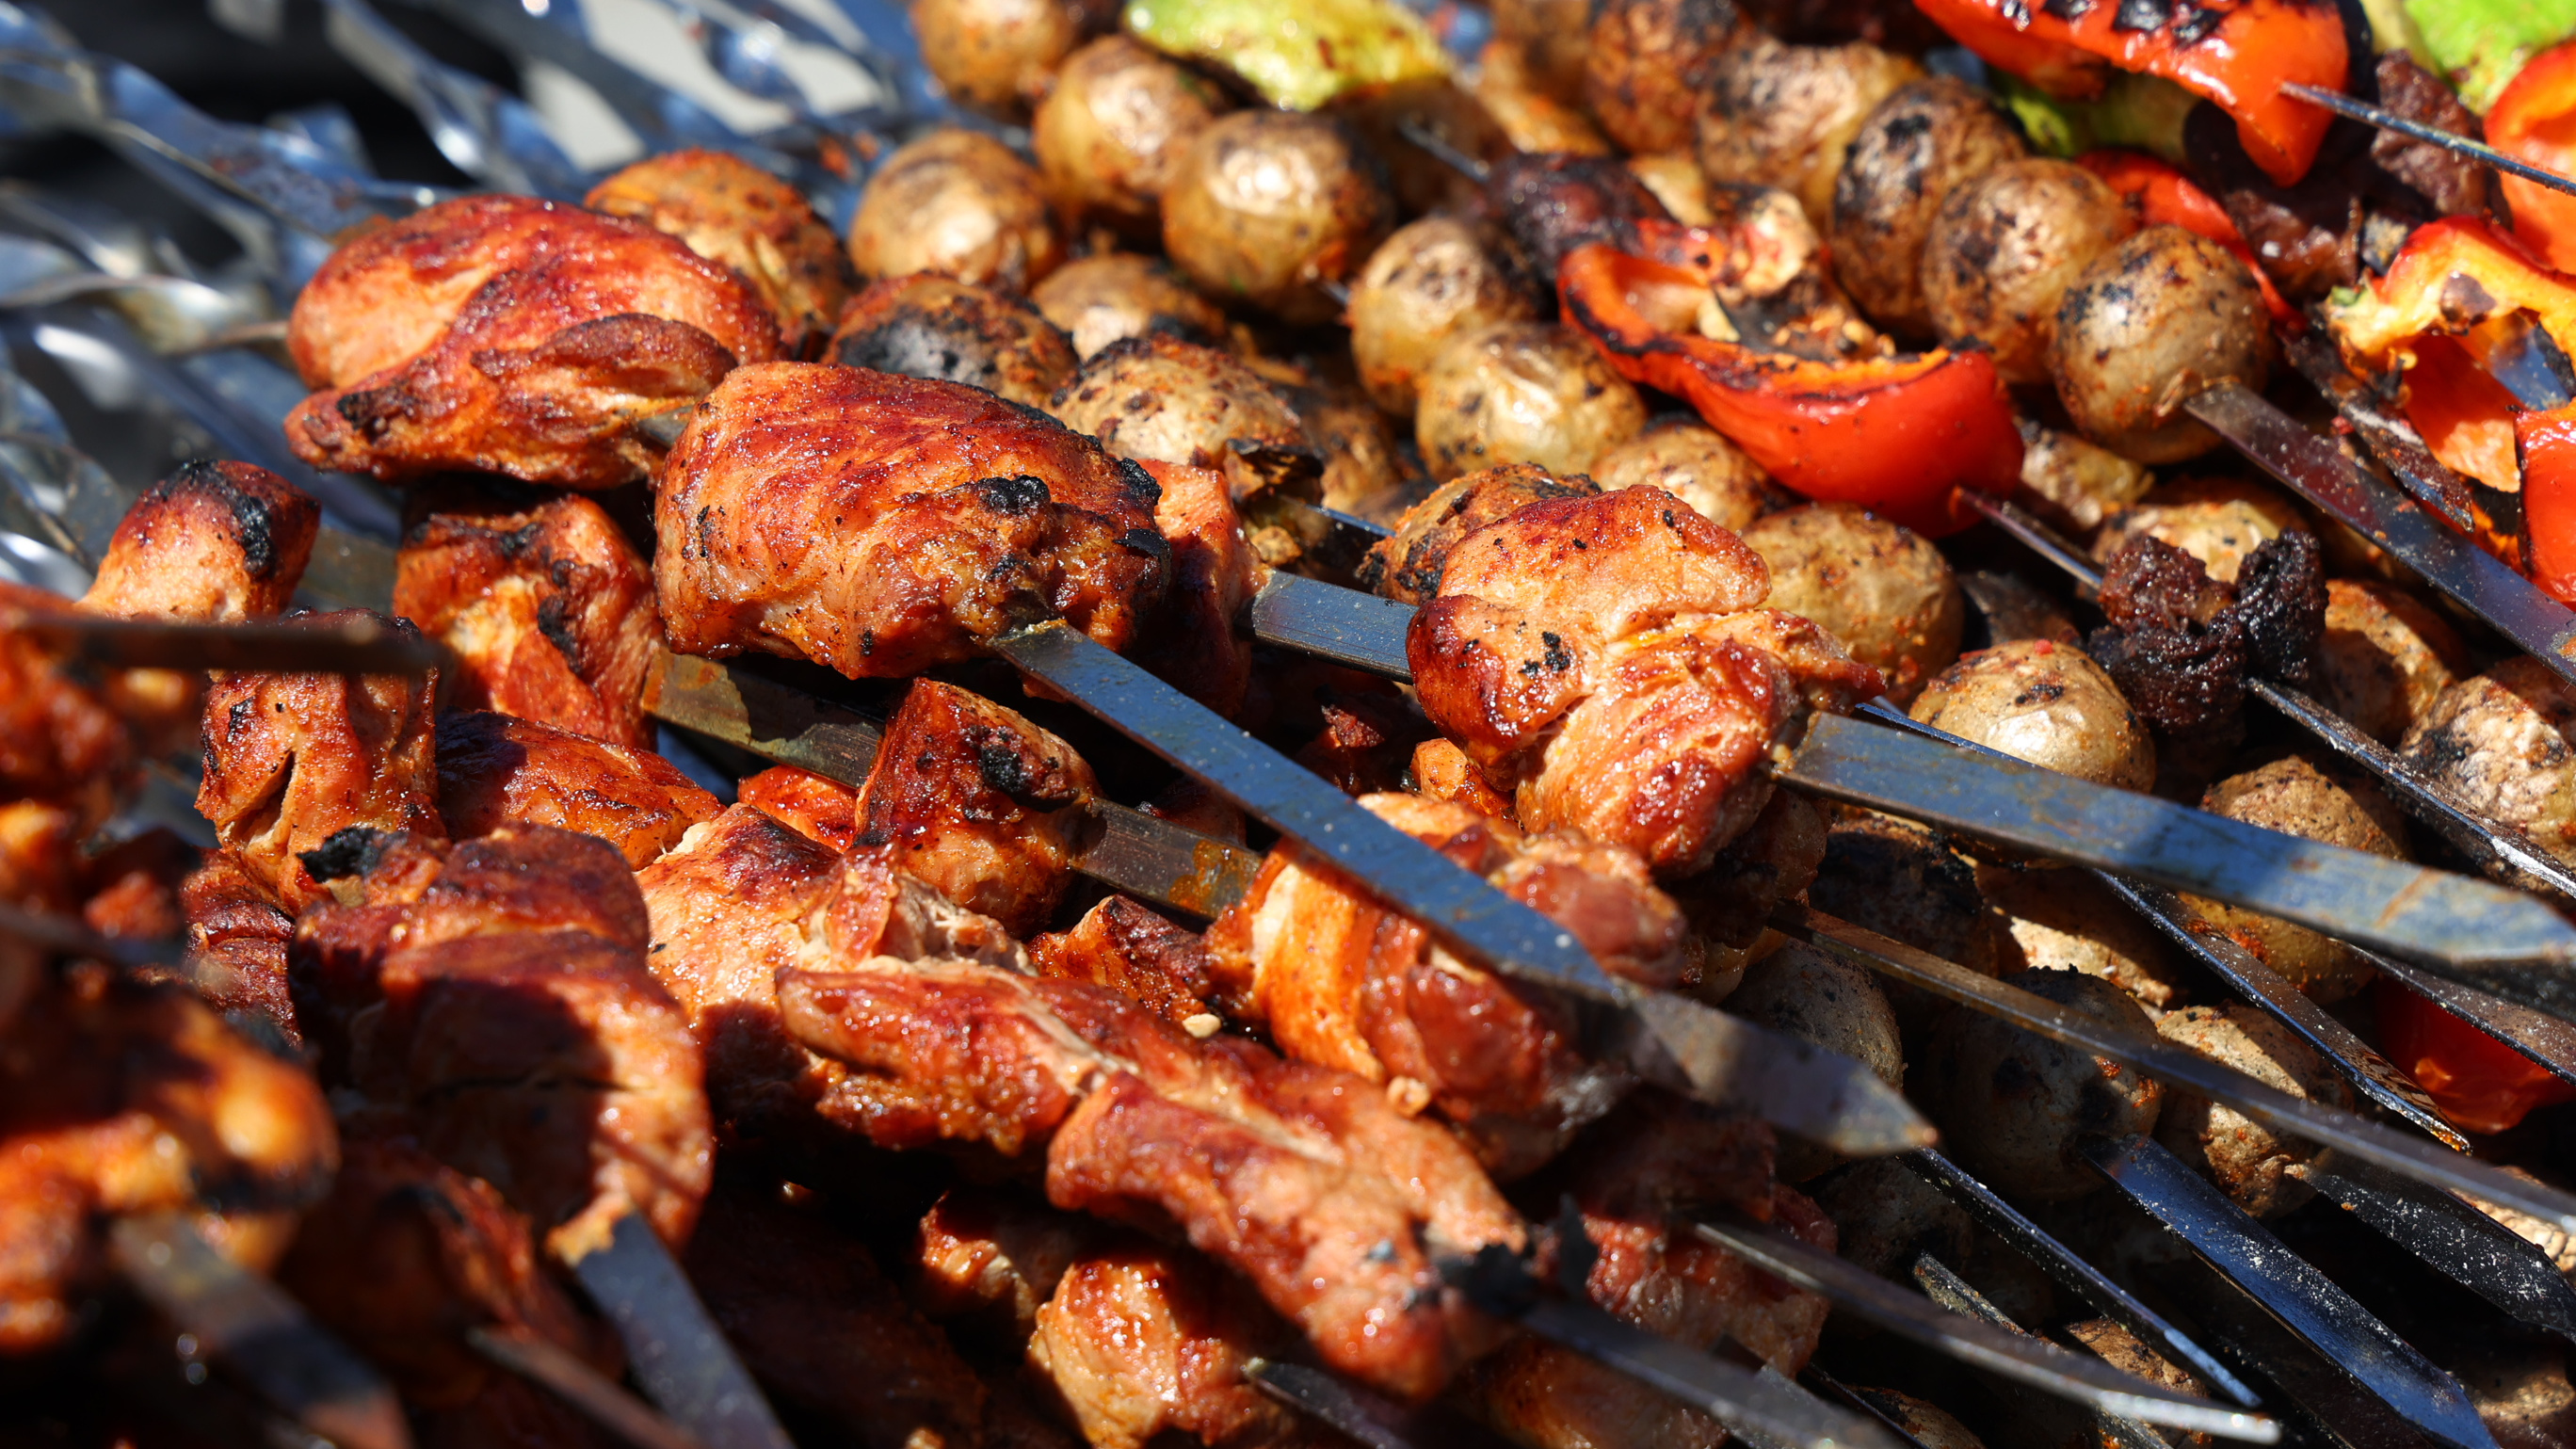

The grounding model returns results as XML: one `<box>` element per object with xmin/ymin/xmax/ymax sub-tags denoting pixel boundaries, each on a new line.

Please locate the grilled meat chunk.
<box><xmin>279</xmin><ymin>1136</ymin><xmax>620</xmax><ymax>1441</ymax></box>
<box><xmin>195</xmin><ymin>610</ymin><xmax>443</xmax><ymax>912</ymax></box>
<box><xmin>178</xmin><ymin>847</ymin><xmax>300</xmax><ymax>1044</ymax></box>
<box><xmin>1133</xmin><ymin>459</ymin><xmax>1255</xmax><ymax>716</ymax></box>
<box><xmin>684</xmin><ymin>1181</ymin><xmax>993</xmax><ymax>1449</ymax></box>
<box><xmin>1031</xmin><ymin>894</ymin><xmax>1222</xmax><ymax>1032</ymax></box>
<box><xmin>1360</xmin><ymin>463</ymin><xmax>1600</xmax><ymax>608</ymax></box>
<box><xmin>285</xmin><ymin>194</ymin><xmax>782</xmax><ymax>487</ymax></box>
<box><xmin>857</xmin><ymin>680</ymin><xmax>1099</xmax><ymax>937</ymax></box>
<box><xmin>917</xmin><ymin>1185</ymin><xmax>1094</xmax><ymax>1345</ymax></box>
<box><xmin>80</xmin><ymin>459</ymin><xmax>318</xmax><ymax>625</ymax></box>
<box><xmin>2088</xmin><ymin>530</ymin><xmax>2326</xmax><ymax>742</ymax></box>
<box><xmin>0</xmin><ymin>582</ymin><xmax>130</xmax><ymax>831</ymax></box>
<box><xmin>736</xmin><ymin>765</ymin><xmax>861</xmax><ymax>851</ymax></box>
<box><xmin>655</xmin><ymin>362</ymin><xmax>1168</xmax><ymax>678</ymax></box>
<box><xmin>1206</xmin><ymin>792</ymin><xmax>1686</xmax><ymax>1176</ymax></box>
<box><xmin>291</xmin><ymin>824</ymin><xmax>711</xmax><ymax>1256</ymax></box>
<box><xmin>585</xmin><ymin>147</ymin><xmax>854</xmax><ymax>359</ymax></box>
<box><xmin>435</xmin><ymin>710</ymin><xmax>720</xmax><ymax>867</ymax></box>
<box><xmin>0</xmin><ymin>963</ymin><xmax>334</xmax><ymax>1352</ymax></box>
<box><xmin>1410</xmin><ymin>487</ymin><xmax>1879</xmax><ymax>873</ymax></box>
<box><xmin>1486</xmin><ymin>153</ymin><xmax>1674</xmax><ymax>290</ymax></box>
<box><xmin>778</xmin><ymin>957</ymin><xmax>1527</xmax><ymax>1400</ymax></box>
<box><xmin>394</xmin><ymin>486</ymin><xmax>660</xmax><ymax>749</ymax></box>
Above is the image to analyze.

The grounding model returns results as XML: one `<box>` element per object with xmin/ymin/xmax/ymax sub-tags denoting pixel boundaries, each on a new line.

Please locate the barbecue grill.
<box><xmin>6</xmin><ymin>4</ymin><xmax>2576</xmax><ymax>1449</ymax></box>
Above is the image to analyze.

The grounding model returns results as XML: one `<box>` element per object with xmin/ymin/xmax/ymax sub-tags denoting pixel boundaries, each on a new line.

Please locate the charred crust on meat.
<box><xmin>976</xmin><ymin>475</ymin><xmax>1053</xmax><ymax>515</ymax></box>
<box><xmin>2231</xmin><ymin>531</ymin><xmax>2325</xmax><ymax>686</ymax></box>
<box><xmin>1114</xmin><ymin>456</ymin><xmax>1163</xmax><ymax>511</ymax></box>
<box><xmin>298</xmin><ymin>826</ymin><xmax>392</xmax><ymax>883</ymax></box>
<box><xmin>535</xmin><ymin>594</ymin><xmax>584</xmax><ymax>671</ymax></box>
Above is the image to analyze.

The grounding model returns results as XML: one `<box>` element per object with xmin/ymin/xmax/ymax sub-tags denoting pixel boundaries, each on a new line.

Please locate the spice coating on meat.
<box><xmin>1359</xmin><ymin>463</ymin><xmax>1601</xmax><ymax>608</ymax></box>
<box><xmin>1205</xmin><ymin>792</ymin><xmax>1685</xmax><ymax>1175</ymax></box>
<box><xmin>179</xmin><ymin>847</ymin><xmax>300</xmax><ymax>1044</ymax></box>
<box><xmin>395</xmin><ymin>487</ymin><xmax>661</xmax><ymax>749</ymax></box>
<box><xmin>586</xmin><ymin>147</ymin><xmax>855</xmax><ymax>359</ymax></box>
<box><xmin>435</xmin><ymin>710</ymin><xmax>720</xmax><ymax>867</ymax></box>
<box><xmin>286</xmin><ymin>194</ymin><xmax>782</xmax><ymax>487</ymax></box>
<box><xmin>291</xmin><ymin>824</ymin><xmax>711</xmax><ymax>1257</ymax></box>
<box><xmin>195</xmin><ymin>610</ymin><xmax>443</xmax><ymax>913</ymax></box>
<box><xmin>0</xmin><ymin>964</ymin><xmax>335</xmax><ymax>1352</ymax></box>
<box><xmin>778</xmin><ymin>957</ymin><xmax>1527</xmax><ymax>1400</ymax></box>
<box><xmin>1131</xmin><ymin>459</ymin><xmax>1255</xmax><ymax>716</ymax></box>
<box><xmin>655</xmin><ymin>362</ymin><xmax>1168</xmax><ymax>679</ymax></box>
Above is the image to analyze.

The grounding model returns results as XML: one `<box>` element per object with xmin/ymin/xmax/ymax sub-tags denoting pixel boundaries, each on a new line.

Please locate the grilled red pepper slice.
<box><xmin>2326</xmin><ymin>217</ymin><xmax>2576</xmax><ymax>365</ymax></box>
<box><xmin>2375</xmin><ymin>978</ymin><xmax>2576</xmax><ymax>1135</ymax></box>
<box><xmin>1558</xmin><ymin>221</ymin><xmax>2021</xmax><ymax>536</ymax></box>
<box><xmin>2519</xmin><ymin>399</ymin><xmax>2576</xmax><ymax>604</ymax></box>
<box><xmin>2488</xmin><ymin>40</ymin><xmax>2576</xmax><ymax>277</ymax></box>
<box><xmin>1913</xmin><ymin>0</ymin><xmax>2347</xmax><ymax>186</ymax></box>
<box><xmin>2078</xmin><ymin>149</ymin><xmax>2299</xmax><ymax>327</ymax></box>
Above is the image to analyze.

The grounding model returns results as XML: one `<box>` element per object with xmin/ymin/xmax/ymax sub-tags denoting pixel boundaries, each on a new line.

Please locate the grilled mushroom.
<box><xmin>1161</xmin><ymin>111</ymin><xmax>1396</xmax><ymax>324</ymax></box>
<box><xmin>1414</xmin><ymin>320</ymin><xmax>1647</xmax><ymax>480</ymax></box>
<box><xmin>848</xmin><ymin>129</ymin><xmax>1064</xmax><ymax>291</ymax></box>
<box><xmin>2051</xmin><ymin>226</ymin><xmax>2277</xmax><ymax>464</ymax></box>
<box><xmin>1741</xmin><ymin>504</ymin><xmax>1964</xmax><ymax>706</ymax></box>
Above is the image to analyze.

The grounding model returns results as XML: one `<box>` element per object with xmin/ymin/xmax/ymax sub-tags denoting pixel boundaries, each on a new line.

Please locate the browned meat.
<box><xmin>737</xmin><ymin>764</ymin><xmax>861</xmax><ymax>851</ymax></box>
<box><xmin>1134</xmin><ymin>459</ymin><xmax>1255</xmax><ymax>716</ymax></box>
<box><xmin>1410</xmin><ymin>737</ymin><xmax>1514</xmax><ymax>816</ymax></box>
<box><xmin>278</xmin><ymin>1136</ymin><xmax>619</xmax><ymax>1440</ymax></box>
<box><xmin>854</xmin><ymin>680</ymin><xmax>1099</xmax><ymax>937</ymax></box>
<box><xmin>177</xmin><ymin>846</ymin><xmax>300</xmax><ymax>1044</ymax></box>
<box><xmin>1205</xmin><ymin>791</ymin><xmax>1686</xmax><ymax>1176</ymax></box>
<box><xmin>1410</xmin><ymin>487</ymin><xmax>1880</xmax><ymax>874</ymax></box>
<box><xmin>436</xmin><ymin>710</ymin><xmax>719</xmax><ymax>867</ymax></box>
<box><xmin>1296</xmin><ymin>691</ymin><xmax>1435</xmax><ymax>798</ymax></box>
<box><xmin>290</xmin><ymin>824</ymin><xmax>711</xmax><ymax>1257</ymax></box>
<box><xmin>586</xmin><ymin>148</ymin><xmax>855</xmax><ymax>359</ymax></box>
<box><xmin>1677</xmin><ymin>787</ymin><xmax>1827</xmax><ymax>951</ymax></box>
<box><xmin>654</xmin><ymin>362</ymin><xmax>1168</xmax><ymax>679</ymax></box>
<box><xmin>195</xmin><ymin>610</ymin><xmax>443</xmax><ymax>912</ymax></box>
<box><xmin>79</xmin><ymin>828</ymin><xmax>194</xmax><ymax>944</ymax></box>
<box><xmin>82</xmin><ymin>459</ymin><xmax>318</xmax><ymax>625</ymax></box>
<box><xmin>2368</xmin><ymin>52</ymin><xmax>2499</xmax><ymax>220</ymax></box>
<box><xmin>1484</xmin><ymin>153</ymin><xmax>1672</xmax><ymax>286</ymax></box>
<box><xmin>917</xmin><ymin>1186</ymin><xmax>1095</xmax><ymax>1344</ymax></box>
<box><xmin>1460</xmin><ymin>1097</ymin><xmax>1832</xmax><ymax>1449</ymax></box>
<box><xmin>778</xmin><ymin>957</ymin><xmax>1527</xmax><ymax>1400</ymax></box>
<box><xmin>1360</xmin><ymin>465</ymin><xmax>1602</xmax><ymax>608</ymax></box>
<box><xmin>1031</xmin><ymin>894</ymin><xmax>1221</xmax><ymax>1030</ymax></box>
<box><xmin>1034</xmin><ymin>1236</ymin><xmax>1326</xmax><ymax>1449</ymax></box>
<box><xmin>0</xmin><ymin>799</ymin><xmax>82</xmax><ymax>916</ymax></box>
<box><xmin>830</xmin><ymin>273</ymin><xmax>1080</xmax><ymax>409</ymax></box>
<box><xmin>394</xmin><ymin>485</ymin><xmax>661</xmax><ymax>749</ymax></box>
<box><xmin>285</xmin><ymin>194</ymin><xmax>783</xmax><ymax>487</ymax></box>
<box><xmin>684</xmin><ymin>1181</ymin><xmax>992</xmax><ymax>1449</ymax></box>
<box><xmin>0</xmin><ymin>581</ymin><xmax>131</xmax><ymax>830</ymax></box>
<box><xmin>635</xmin><ymin>806</ymin><xmax>1022</xmax><ymax>1149</ymax></box>
<box><xmin>0</xmin><ymin>963</ymin><xmax>335</xmax><ymax>1352</ymax></box>
<box><xmin>2088</xmin><ymin>530</ymin><xmax>2326</xmax><ymax>740</ymax></box>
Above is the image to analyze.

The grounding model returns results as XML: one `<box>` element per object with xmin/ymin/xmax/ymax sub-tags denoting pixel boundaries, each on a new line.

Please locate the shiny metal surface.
<box><xmin>562</xmin><ymin>1212</ymin><xmax>796</xmax><ymax>1449</ymax></box>
<box><xmin>466</xmin><ymin>1325</ymin><xmax>708</xmax><ymax>1449</ymax></box>
<box><xmin>2</xmin><ymin>607</ymin><xmax>448</xmax><ymax>674</ymax></box>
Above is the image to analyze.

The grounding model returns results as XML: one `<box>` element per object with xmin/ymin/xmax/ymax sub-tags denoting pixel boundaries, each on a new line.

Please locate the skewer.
<box><xmin>1905</xmin><ymin>1253</ymin><xmax>2172</xmax><ymax>1449</ymax></box>
<box><xmin>1771</xmin><ymin>903</ymin><xmax>2576</xmax><ymax>1237</ymax></box>
<box><xmin>1795</xmin><ymin>1368</ymin><xmax>1943</xmax><ymax>1449</ymax></box>
<box><xmin>465</xmin><ymin>1326</ymin><xmax>710</xmax><ymax>1449</ymax></box>
<box><xmin>2085</xmin><ymin>1134</ymin><xmax>2502</xmax><ymax>1449</ymax></box>
<box><xmin>1</xmin><ymin>605</ymin><xmax>448</xmax><ymax>674</ymax></box>
<box><xmin>562</xmin><ymin>1213</ymin><xmax>797</xmax><ymax>1449</ymax></box>
<box><xmin>1242</xmin><ymin>1360</ymin><xmax>1446</xmax><ymax>1449</ymax></box>
<box><xmin>2282</xmin><ymin>83</ymin><xmax>2576</xmax><ymax>201</ymax></box>
<box><xmin>1690</xmin><ymin>1218</ymin><xmax>2277</xmax><ymax>1441</ymax></box>
<box><xmin>2289</xmin><ymin>1155</ymin><xmax>2576</xmax><ymax>1346</ymax></box>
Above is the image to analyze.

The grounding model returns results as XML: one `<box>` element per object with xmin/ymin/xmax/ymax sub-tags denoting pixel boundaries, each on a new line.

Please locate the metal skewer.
<box><xmin>1905</xmin><ymin>1252</ymin><xmax>2176</xmax><ymax>1449</ymax></box>
<box><xmin>2283</xmin><ymin>83</ymin><xmax>2576</xmax><ymax>201</ymax></box>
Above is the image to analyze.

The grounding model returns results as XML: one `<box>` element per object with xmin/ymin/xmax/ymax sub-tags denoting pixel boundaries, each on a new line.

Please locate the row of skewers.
<box><xmin>11</xmin><ymin>0</ymin><xmax>2576</xmax><ymax>1446</ymax></box>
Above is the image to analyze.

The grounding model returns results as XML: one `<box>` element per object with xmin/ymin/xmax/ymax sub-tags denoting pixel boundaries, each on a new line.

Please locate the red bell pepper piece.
<box><xmin>1557</xmin><ymin>221</ymin><xmax>2022</xmax><ymax>537</ymax></box>
<box><xmin>2402</xmin><ymin>334</ymin><xmax>2523</xmax><ymax>495</ymax></box>
<box><xmin>2078</xmin><ymin>149</ymin><xmax>2300</xmax><ymax>328</ymax></box>
<box><xmin>1912</xmin><ymin>0</ymin><xmax>2346</xmax><ymax>186</ymax></box>
<box><xmin>2327</xmin><ymin>217</ymin><xmax>2576</xmax><ymax>365</ymax></box>
<box><xmin>2487</xmin><ymin>40</ymin><xmax>2576</xmax><ymax>278</ymax></box>
<box><xmin>2520</xmin><ymin>399</ymin><xmax>2576</xmax><ymax>604</ymax></box>
<box><xmin>2375</xmin><ymin>978</ymin><xmax>2576</xmax><ymax>1135</ymax></box>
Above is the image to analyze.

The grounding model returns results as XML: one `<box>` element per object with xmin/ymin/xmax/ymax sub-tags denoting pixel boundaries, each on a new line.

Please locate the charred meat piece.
<box><xmin>830</xmin><ymin>273</ymin><xmax>1080</xmax><ymax>410</ymax></box>
<box><xmin>1030</xmin><ymin>894</ymin><xmax>1222</xmax><ymax>1032</ymax></box>
<box><xmin>855</xmin><ymin>679</ymin><xmax>1099</xmax><ymax>938</ymax></box>
<box><xmin>177</xmin><ymin>847</ymin><xmax>300</xmax><ymax>1044</ymax></box>
<box><xmin>0</xmin><ymin>581</ymin><xmax>131</xmax><ymax>831</ymax></box>
<box><xmin>435</xmin><ymin>710</ymin><xmax>720</xmax><ymax>867</ymax></box>
<box><xmin>684</xmin><ymin>1180</ymin><xmax>994</xmax><ymax>1449</ymax></box>
<box><xmin>777</xmin><ymin>956</ymin><xmax>1528</xmax><ymax>1400</ymax></box>
<box><xmin>737</xmin><ymin>764</ymin><xmax>862</xmax><ymax>852</ymax></box>
<box><xmin>285</xmin><ymin>194</ymin><xmax>782</xmax><ymax>487</ymax></box>
<box><xmin>290</xmin><ymin>824</ymin><xmax>711</xmax><ymax>1256</ymax></box>
<box><xmin>1360</xmin><ymin>463</ymin><xmax>1602</xmax><ymax>608</ymax></box>
<box><xmin>1409</xmin><ymin>487</ymin><xmax>1879</xmax><ymax>873</ymax></box>
<box><xmin>586</xmin><ymin>147</ymin><xmax>855</xmax><ymax>359</ymax></box>
<box><xmin>636</xmin><ymin>805</ymin><xmax>1022</xmax><ymax>1150</ymax></box>
<box><xmin>80</xmin><ymin>460</ymin><xmax>318</xmax><ymax>626</ymax></box>
<box><xmin>394</xmin><ymin>485</ymin><xmax>661</xmax><ymax>749</ymax></box>
<box><xmin>1484</xmin><ymin>152</ymin><xmax>1674</xmax><ymax>286</ymax></box>
<box><xmin>0</xmin><ymin>962</ymin><xmax>335</xmax><ymax>1352</ymax></box>
<box><xmin>1204</xmin><ymin>791</ymin><xmax>1687</xmax><ymax>1177</ymax></box>
<box><xmin>195</xmin><ymin>610</ymin><xmax>443</xmax><ymax>913</ymax></box>
<box><xmin>655</xmin><ymin>362</ymin><xmax>1168</xmax><ymax>679</ymax></box>
<box><xmin>1130</xmin><ymin>459</ymin><xmax>1255</xmax><ymax>717</ymax></box>
<box><xmin>2088</xmin><ymin>531</ymin><xmax>2326</xmax><ymax>740</ymax></box>
<box><xmin>279</xmin><ymin>1136</ymin><xmax>620</xmax><ymax>1440</ymax></box>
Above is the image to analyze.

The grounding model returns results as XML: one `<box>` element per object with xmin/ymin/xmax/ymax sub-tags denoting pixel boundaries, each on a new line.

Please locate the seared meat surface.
<box><xmin>0</xmin><ymin>963</ymin><xmax>335</xmax><ymax>1352</ymax></box>
<box><xmin>0</xmin><ymin>582</ymin><xmax>131</xmax><ymax>832</ymax></box>
<box><xmin>737</xmin><ymin>764</ymin><xmax>862</xmax><ymax>851</ymax></box>
<box><xmin>395</xmin><ymin>486</ymin><xmax>661</xmax><ymax>749</ymax></box>
<box><xmin>285</xmin><ymin>194</ymin><xmax>782</xmax><ymax>487</ymax></box>
<box><xmin>654</xmin><ymin>362</ymin><xmax>1167</xmax><ymax>679</ymax></box>
<box><xmin>779</xmin><ymin>956</ymin><xmax>1527</xmax><ymax>1399</ymax></box>
<box><xmin>1134</xmin><ymin>459</ymin><xmax>1256</xmax><ymax>716</ymax></box>
<box><xmin>1031</xmin><ymin>894</ymin><xmax>1223</xmax><ymax>1032</ymax></box>
<box><xmin>195</xmin><ymin>610</ymin><xmax>443</xmax><ymax>912</ymax></box>
<box><xmin>586</xmin><ymin>147</ymin><xmax>855</xmax><ymax>359</ymax></box>
<box><xmin>436</xmin><ymin>709</ymin><xmax>719</xmax><ymax>867</ymax></box>
<box><xmin>178</xmin><ymin>846</ymin><xmax>301</xmax><ymax>1043</ymax></box>
<box><xmin>291</xmin><ymin>824</ymin><xmax>711</xmax><ymax>1257</ymax></box>
<box><xmin>1206</xmin><ymin>791</ymin><xmax>1688</xmax><ymax>1175</ymax></box>
<box><xmin>80</xmin><ymin>460</ymin><xmax>319</xmax><ymax>626</ymax></box>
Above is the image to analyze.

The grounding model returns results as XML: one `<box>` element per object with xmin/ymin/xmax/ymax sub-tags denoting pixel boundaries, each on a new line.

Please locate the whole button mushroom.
<box><xmin>2183</xmin><ymin>754</ymin><xmax>2409</xmax><ymax>1003</ymax></box>
<box><xmin>1921</xmin><ymin>158</ymin><xmax>2136</xmax><ymax>387</ymax></box>
<box><xmin>1910</xmin><ymin>638</ymin><xmax>2158</xmax><ymax>793</ymax></box>
<box><xmin>1161</xmin><ymin>111</ymin><xmax>1396</xmax><ymax>325</ymax></box>
<box><xmin>1347</xmin><ymin>217</ymin><xmax>1538</xmax><ymax>420</ymax></box>
<box><xmin>1924</xmin><ymin>968</ymin><xmax>2166</xmax><ymax>1201</ymax></box>
<box><xmin>2051</xmin><ymin>226</ymin><xmax>2277</xmax><ymax>464</ymax></box>
<box><xmin>2152</xmin><ymin>1004</ymin><xmax>2351</xmax><ymax>1217</ymax></box>
<box><xmin>1032</xmin><ymin>37</ymin><xmax>1231</xmax><ymax>234</ymax></box>
<box><xmin>848</xmin><ymin>130</ymin><xmax>1063</xmax><ymax>292</ymax></box>
<box><xmin>1742</xmin><ymin>504</ymin><xmax>1964</xmax><ymax>706</ymax></box>
<box><xmin>1413</xmin><ymin>321</ymin><xmax>1646</xmax><ymax>480</ymax></box>
<box><xmin>1828</xmin><ymin>76</ymin><xmax>2027</xmax><ymax>337</ymax></box>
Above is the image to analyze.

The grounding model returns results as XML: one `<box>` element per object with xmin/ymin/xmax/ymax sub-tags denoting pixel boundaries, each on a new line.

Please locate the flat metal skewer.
<box><xmin>0</xmin><ymin>605</ymin><xmax>449</xmax><ymax>674</ymax></box>
<box><xmin>2087</xmin><ymin>1134</ymin><xmax>2502</xmax><ymax>1449</ymax></box>
<box><xmin>561</xmin><ymin>1212</ymin><xmax>796</xmax><ymax>1449</ymax></box>
<box><xmin>1905</xmin><ymin>1253</ymin><xmax>2176</xmax><ymax>1449</ymax></box>
<box><xmin>2283</xmin><ymin>83</ymin><xmax>2576</xmax><ymax>201</ymax></box>
<box><xmin>466</xmin><ymin>1325</ymin><xmax>709</xmax><ymax>1449</ymax></box>
<box><xmin>2291</xmin><ymin>1155</ymin><xmax>2576</xmax><ymax>1346</ymax></box>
